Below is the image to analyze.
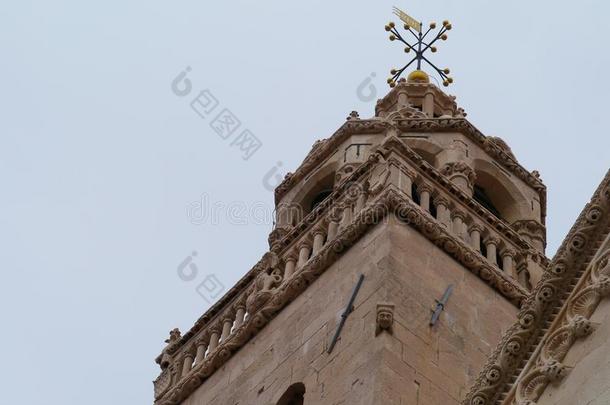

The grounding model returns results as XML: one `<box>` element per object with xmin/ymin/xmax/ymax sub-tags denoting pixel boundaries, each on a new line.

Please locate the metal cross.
<box><xmin>386</xmin><ymin>8</ymin><xmax>454</xmax><ymax>87</ymax></box>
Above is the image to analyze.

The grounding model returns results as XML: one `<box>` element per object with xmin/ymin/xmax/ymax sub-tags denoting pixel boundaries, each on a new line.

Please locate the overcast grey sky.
<box><xmin>1</xmin><ymin>1</ymin><xmax>608</xmax><ymax>404</ymax></box>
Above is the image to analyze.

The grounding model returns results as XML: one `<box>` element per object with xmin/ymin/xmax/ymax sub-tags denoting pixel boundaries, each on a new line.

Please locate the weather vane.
<box><xmin>386</xmin><ymin>7</ymin><xmax>453</xmax><ymax>87</ymax></box>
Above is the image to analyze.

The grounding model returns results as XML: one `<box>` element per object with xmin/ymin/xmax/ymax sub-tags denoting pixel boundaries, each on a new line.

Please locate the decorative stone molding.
<box><xmin>462</xmin><ymin>170</ymin><xmax>610</xmax><ymax>405</ymax></box>
<box><xmin>375</xmin><ymin>303</ymin><xmax>395</xmax><ymax>336</ymax></box>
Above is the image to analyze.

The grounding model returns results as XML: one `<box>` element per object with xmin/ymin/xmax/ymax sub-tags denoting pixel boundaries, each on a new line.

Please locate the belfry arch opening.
<box><xmin>276</xmin><ymin>383</ymin><xmax>305</xmax><ymax>405</ymax></box>
<box><xmin>299</xmin><ymin>171</ymin><xmax>335</xmax><ymax>216</ymax></box>
<box><xmin>473</xmin><ymin>166</ymin><xmax>522</xmax><ymax>223</ymax></box>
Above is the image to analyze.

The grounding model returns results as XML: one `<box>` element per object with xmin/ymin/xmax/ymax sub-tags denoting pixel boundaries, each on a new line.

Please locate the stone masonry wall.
<box><xmin>181</xmin><ymin>216</ymin><xmax>517</xmax><ymax>405</ymax></box>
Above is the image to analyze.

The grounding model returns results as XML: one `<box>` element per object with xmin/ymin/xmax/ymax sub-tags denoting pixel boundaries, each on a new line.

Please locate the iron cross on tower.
<box><xmin>386</xmin><ymin>7</ymin><xmax>454</xmax><ymax>87</ymax></box>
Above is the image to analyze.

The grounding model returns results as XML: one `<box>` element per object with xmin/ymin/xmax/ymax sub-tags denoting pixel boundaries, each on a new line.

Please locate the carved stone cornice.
<box><xmin>462</xmin><ymin>170</ymin><xmax>610</xmax><ymax>405</ymax></box>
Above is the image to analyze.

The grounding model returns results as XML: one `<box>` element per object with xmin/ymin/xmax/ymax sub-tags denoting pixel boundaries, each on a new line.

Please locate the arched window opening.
<box><xmin>310</xmin><ymin>189</ymin><xmax>333</xmax><ymax>212</ymax></box>
<box><xmin>473</xmin><ymin>185</ymin><xmax>502</xmax><ymax>220</ymax></box>
<box><xmin>298</xmin><ymin>172</ymin><xmax>335</xmax><ymax>218</ymax></box>
<box><xmin>277</xmin><ymin>383</ymin><xmax>305</xmax><ymax>405</ymax></box>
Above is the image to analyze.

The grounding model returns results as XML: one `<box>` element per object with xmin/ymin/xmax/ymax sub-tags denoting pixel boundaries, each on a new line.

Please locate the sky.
<box><xmin>0</xmin><ymin>1</ymin><xmax>608</xmax><ymax>404</ymax></box>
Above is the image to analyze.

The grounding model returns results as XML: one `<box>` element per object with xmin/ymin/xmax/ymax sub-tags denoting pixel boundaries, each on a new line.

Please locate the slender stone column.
<box><xmin>485</xmin><ymin>236</ymin><xmax>500</xmax><ymax>265</ymax></box>
<box><xmin>233</xmin><ymin>302</ymin><xmax>246</xmax><ymax>329</ymax></box>
<box><xmin>283</xmin><ymin>254</ymin><xmax>297</xmax><ymax>279</ymax></box>
<box><xmin>220</xmin><ymin>314</ymin><xmax>234</xmax><ymax>342</ymax></box>
<box><xmin>418</xmin><ymin>183</ymin><xmax>433</xmax><ymax>213</ymax></box>
<box><xmin>451</xmin><ymin>210</ymin><xmax>467</xmax><ymax>239</ymax></box>
<box><xmin>434</xmin><ymin>195</ymin><xmax>451</xmax><ymax>228</ymax></box>
<box><xmin>182</xmin><ymin>351</ymin><xmax>194</xmax><ymax>377</ymax></box>
<box><xmin>327</xmin><ymin>208</ymin><xmax>341</xmax><ymax>240</ymax></box>
<box><xmin>502</xmin><ymin>249</ymin><xmax>517</xmax><ymax>278</ymax></box>
<box><xmin>208</xmin><ymin>326</ymin><xmax>221</xmax><ymax>352</ymax></box>
<box><xmin>297</xmin><ymin>241</ymin><xmax>311</xmax><ymax>268</ymax></box>
<box><xmin>312</xmin><ymin>229</ymin><xmax>326</xmax><ymax>256</ymax></box>
<box><xmin>195</xmin><ymin>338</ymin><xmax>208</xmax><ymax>364</ymax></box>
<box><xmin>469</xmin><ymin>224</ymin><xmax>484</xmax><ymax>253</ymax></box>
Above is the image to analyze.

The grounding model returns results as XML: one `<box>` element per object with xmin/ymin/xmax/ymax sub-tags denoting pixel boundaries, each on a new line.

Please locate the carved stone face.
<box><xmin>375</xmin><ymin>303</ymin><xmax>395</xmax><ymax>335</ymax></box>
<box><xmin>377</xmin><ymin>310</ymin><xmax>393</xmax><ymax>330</ymax></box>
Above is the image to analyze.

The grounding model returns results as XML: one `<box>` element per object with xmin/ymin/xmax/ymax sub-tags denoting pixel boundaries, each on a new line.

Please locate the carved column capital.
<box><xmin>208</xmin><ymin>323</ymin><xmax>222</xmax><ymax>336</ymax></box>
<box><xmin>312</xmin><ymin>226</ymin><xmax>326</xmax><ymax>237</ymax></box>
<box><xmin>485</xmin><ymin>235</ymin><xmax>501</xmax><ymax>247</ymax></box>
<box><xmin>501</xmin><ymin>248</ymin><xmax>517</xmax><ymax>259</ymax></box>
<box><xmin>469</xmin><ymin>223</ymin><xmax>485</xmax><ymax>233</ymax></box>
<box><xmin>296</xmin><ymin>239</ymin><xmax>312</xmax><ymax>251</ymax></box>
<box><xmin>328</xmin><ymin>206</ymin><xmax>343</xmax><ymax>222</ymax></box>
<box><xmin>417</xmin><ymin>182</ymin><xmax>434</xmax><ymax>195</ymax></box>
<box><xmin>433</xmin><ymin>193</ymin><xmax>450</xmax><ymax>207</ymax></box>
<box><xmin>451</xmin><ymin>209</ymin><xmax>467</xmax><ymax>220</ymax></box>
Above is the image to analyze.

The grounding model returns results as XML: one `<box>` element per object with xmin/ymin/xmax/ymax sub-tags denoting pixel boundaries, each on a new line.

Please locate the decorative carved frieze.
<box><xmin>462</xmin><ymin>171</ymin><xmax>610</xmax><ymax>405</ymax></box>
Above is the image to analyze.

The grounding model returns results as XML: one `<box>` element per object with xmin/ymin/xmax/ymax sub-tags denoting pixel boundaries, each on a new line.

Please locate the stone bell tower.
<box><xmin>152</xmin><ymin>68</ymin><xmax>549</xmax><ymax>405</ymax></box>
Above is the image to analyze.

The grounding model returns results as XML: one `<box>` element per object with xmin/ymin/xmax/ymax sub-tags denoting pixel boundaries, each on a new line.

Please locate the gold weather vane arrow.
<box><xmin>392</xmin><ymin>7</ymin><xmax>421</xmax><ymax>33</ymax></box>
<box><xmin>386</xmin><ymin>7</ymin><xmax>454</xmax><ymax>87</ymax></box>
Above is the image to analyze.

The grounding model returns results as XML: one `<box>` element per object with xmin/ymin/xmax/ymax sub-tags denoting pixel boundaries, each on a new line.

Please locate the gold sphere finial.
<box><xmin>407</xmin><ymin>70</ymin><xmax>430</xmax><ymax>84</ymax></box>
